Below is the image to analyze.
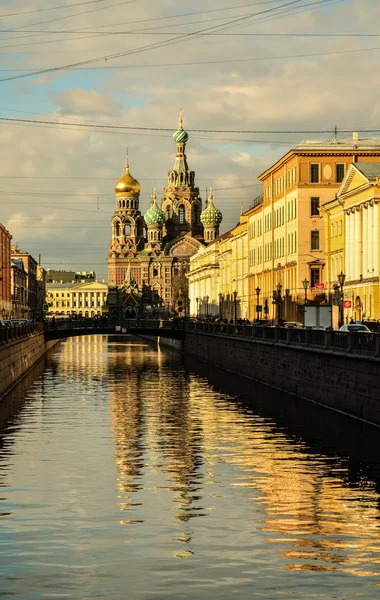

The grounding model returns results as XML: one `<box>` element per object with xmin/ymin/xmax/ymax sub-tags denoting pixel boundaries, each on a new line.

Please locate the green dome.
<box><xmin>173</xmin><ymin>127</ymin><xmax>189</xmax><ymax>144</ymax></box>
<box><xmin>144</xmin><ymin>187</ymin><xmax>165</xmax><ymax>227</ymax></box>
<box><xmin>201</xmin><ymin>189</ymin><xmax>222</xmax><ymax>227</ymax></box>
<box><xmin>173</xmin><ymin>108</ymin><xmax>189</xmax><ymax>143</ymax></box>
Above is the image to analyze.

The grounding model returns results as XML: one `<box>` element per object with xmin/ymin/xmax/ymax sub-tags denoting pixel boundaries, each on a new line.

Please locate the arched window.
<box><xmin>124</xmin><ymin>222</ymin><xmax>131</xmax><ymax>236</ymax></box>
<box><xmin>115</xmin><ymin>221</ymin><xmax>120</xmax><ymax>236</ymax></box>
<box><xmin>193</xmin><ymin>205</ymin><xmax>199</xmax><ymax>224</ymax></box>
<box><xmin>166</xmin><ymin>206</ymin><xmax>172</xmax><ymax>221</ymax></box>
<box><xmin>178</xmin><ymin>205</ymin><xmax>185</xmax><ymax>225</ymax></box>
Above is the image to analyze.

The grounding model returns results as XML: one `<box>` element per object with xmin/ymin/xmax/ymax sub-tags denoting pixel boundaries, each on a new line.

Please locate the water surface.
<box><xmin>0</xmin><ymin>335</ymin><xmax>380</xmax><ymax>599</ymax></box>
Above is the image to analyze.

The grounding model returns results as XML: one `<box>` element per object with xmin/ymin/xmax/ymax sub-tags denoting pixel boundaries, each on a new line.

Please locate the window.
<box><xmin>336</xmin><ymin>163</ymin><xmax>345</xmax><ymax>183</ymax></box>
<box><xmin>178</xmin><ymin>205</ymin><xmax>185</xmax><ymax>224</ymax></box>
<box><xmin>310</xmin><ymin>197</ymin><xmax>320</xmax><ymax>216</ymax></box>
<box><xmin>311</xmin><ymin>230</ymin><xmax>320</xmax><ymax>251</ymax></box>
<box><xmin>310</xmin><ymin>268</ymin><xmax>320</xmax><ymax>287</ymax></box>
<box><xmin>193</xmin><ymin>205</ymin><xmax>199</xmax><ymax>224</ymax></box>
<box><xmin>310</xmin><ymin>164</ymin><xmax>320</xmax><ymax>183</ymax></box>
<box><xmin>124</xmin><ymin>222</ymin><xmax>131</xmax><ymax>236</ymax></box>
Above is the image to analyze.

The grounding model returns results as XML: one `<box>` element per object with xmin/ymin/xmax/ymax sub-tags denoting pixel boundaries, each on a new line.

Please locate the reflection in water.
<box><xmin>0</xmin><ymin>335</ymin><xmax>379</xmax><ymax>598</ymax></box>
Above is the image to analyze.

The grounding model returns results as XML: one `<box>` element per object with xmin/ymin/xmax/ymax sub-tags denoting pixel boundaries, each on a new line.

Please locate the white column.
<box><xmin>346</xmin><ymin>212</ymin><xmax>352</xmax><ymax>281</ymax></box>
<box><xmin>374</xmin><ymin>203</ymin><xmax>379</xmax><ymax>277</ymax></box>
<box><xmin>368</xmin><ymin>204</ymin><xmax>374</xmax><ymax>274</ymax></box>
<box><xmin>362</xmin><ymin>206</ymin><xmax>368</xmax><ymax>278</ymax></box>
<box><xmin>353</xmin><ymin>209</ymin><xmax>359</xmax><ymax>279</ymax></box>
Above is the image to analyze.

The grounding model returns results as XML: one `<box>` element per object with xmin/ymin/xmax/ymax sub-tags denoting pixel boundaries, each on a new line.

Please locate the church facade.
<box><xmin>107</xmin><ymin>113</ymin><xmax>222</xmax><ymax>319</ymax></box>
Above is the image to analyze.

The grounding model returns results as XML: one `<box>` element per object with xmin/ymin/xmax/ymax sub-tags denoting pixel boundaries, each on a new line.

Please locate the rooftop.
<box><xmin>353</xmin><ymin>162</ymin><xmax>380</xmax><ymax>179</ymax></box>
<box><xmin>296</xmin><ymin>134</ymin><xmax>380</xmax><ymax>149</ymax></box>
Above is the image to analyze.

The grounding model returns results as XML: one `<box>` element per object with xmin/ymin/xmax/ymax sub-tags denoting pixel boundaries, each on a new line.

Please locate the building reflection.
<box><xmin>106</xmin><ymin>341</ymin><xmax>205</xmax><ymax>556</ymax></box>
<box><xmin>55</xmin><ymin>337</ymin><xmax>380</xmax><ymax>574</ymax></box>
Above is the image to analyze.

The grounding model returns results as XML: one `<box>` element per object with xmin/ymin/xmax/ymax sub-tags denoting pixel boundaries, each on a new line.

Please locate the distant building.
<box><xmin>46</xmin><ymin>269</ymin><xmax>96</xmax><ymax>283</ymax></box>
<box><xmin>36</xmin><ymin>265</ymin><xmax>46</xmax><ymax>320</ymax></box>
<box><xmin>11</xmin><ymin>258</ymin><xmax>27</xmax><ymax>318</ymax></box>
<box><xmin>107</xmin><ymin>112</ymin><xmax>222</xmax><ymax>319</ymax></box>
<box><xmin>0</xmin><ymin>223</ymin><xmax>12</xmax><ymax>319</ymax></box>
<box><xmin>11</xmin><ymin>245</ymin><xmax>38</xmax><ymax>319</ymax></box>
<box><xmin>46</xmin><ymin>280</ymin><xmax>108</xmax><ymax>317</ymax></box>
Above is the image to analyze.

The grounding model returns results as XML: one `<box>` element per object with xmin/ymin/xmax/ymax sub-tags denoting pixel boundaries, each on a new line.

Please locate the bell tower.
<box><xmin>162</xmin><ymin>110</ymin><xmax>203</xmax><ymax>242</ymax></box>
<box><xmin>107</xmin><ymin>149</ymin><xmax>145</xmax><ymax>285</ymax></box>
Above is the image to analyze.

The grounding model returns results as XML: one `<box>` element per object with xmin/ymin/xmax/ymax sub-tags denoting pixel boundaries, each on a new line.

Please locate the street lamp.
<box><xmin>233</xmin><ymin>290</ymin><xmax>238</xmax><ymax>323</ymax></box>
<box><xmin>205</xmin><ymin>295</ymin><xmax>209</xmax><ymax>320</ymax></box>
<box><xmin>218</xmin><ymin>292</ymin><xmax>223</xmax><ymax>320</ymax></box>
<box><xmin>196</xmin><ymin>296</ymin><xmax>199</xmax><ymax>319</ymax></box>
<box><xmin>255</xmin><ymin>286</ymin><xmax>260</xmax><ymax>322</ymax></box>
<box><xmin>302</xmin><ymin>278</ymin><xmax>309</xmax><ymax>304</ymax></box>
<box><xmin>338</xmin><ymin>271</ymin><xmax>346</xmax><ymax>326</ymax></box>
<box><xmin>276</xmin><ymin>282</ymin><xmax>282</xmax><ymax>325</ymax></box>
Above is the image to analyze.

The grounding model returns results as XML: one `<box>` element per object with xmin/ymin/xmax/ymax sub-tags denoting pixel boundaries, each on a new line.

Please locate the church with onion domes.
<box><xmin>106</xmin><ymin>111</ymin><xmax>223</xmax><ymax>318</ymax></box>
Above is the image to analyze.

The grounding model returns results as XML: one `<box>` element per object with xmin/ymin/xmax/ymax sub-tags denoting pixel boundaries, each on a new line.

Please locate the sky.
<box><xmin>1</xmin><ymin>0</ymin><xmax>379</xmax><ymax>281</ymax></box>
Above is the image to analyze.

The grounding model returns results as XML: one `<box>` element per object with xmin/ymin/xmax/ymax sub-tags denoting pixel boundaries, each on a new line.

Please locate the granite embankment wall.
<box><xmin>0</xmin><ymin>333</ymin><xmax>61</xmax><ymax>399</ymax></box>
<box><xmin>149</xmin><ymin>329</ymin><xmax>380</xmax><ymax>427</ymax></box>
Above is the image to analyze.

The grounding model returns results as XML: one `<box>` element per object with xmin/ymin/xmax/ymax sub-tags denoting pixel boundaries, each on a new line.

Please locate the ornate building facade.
<box><xmin>107</xmin><ymin>113</ymin><xmax>222</xmax><ymax>318</ymax></box>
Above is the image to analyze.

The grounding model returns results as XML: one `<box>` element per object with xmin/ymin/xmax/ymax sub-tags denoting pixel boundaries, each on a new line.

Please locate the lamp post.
<box><xmin>205</xmin><ymin>295</ymin><xmax>209</xmax><ymax>320</ymax></box>
<box><xmin>338</xmin><ymin>271</ymin><xmax>346</xmax><ymax>327</ymax></box>
<box><xmin>302</xmin><ymin>278</ymin><xmax>309</xmax><ymax>304</ymax></box>
<box><xmin>255</xmin><ymin>286</ymin><xmax>260</xmax><ymax>323</ymax></box>
<box><xmin>218</xmin><ymin>292</ymin><xmax>223</xmax><ymax>320</ymax></box>
<box><xmin>276</xmin><ymin>282</ymin><xmax>282</xmax><ymax>325</ymax></box>
<box><xmin>233</xmin><ymin>290</ymin><xmax>237</xmax><ymax>323</ymax></box>
<box><xmin>196</xmin><ymin>297</ymin><xmax>199</xmax><ymax>319</ymax></box>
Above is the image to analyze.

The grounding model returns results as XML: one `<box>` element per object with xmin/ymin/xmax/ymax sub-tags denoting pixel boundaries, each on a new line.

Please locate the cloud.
<box><xmin>1</xmin><ymin>0</ymin><xmax>380</xmax><ymax>280</ymax></box>
<box><xmin>54</xmin><ymin>88</ymin><xmax>122</xmax><ymax>116</ymax></box>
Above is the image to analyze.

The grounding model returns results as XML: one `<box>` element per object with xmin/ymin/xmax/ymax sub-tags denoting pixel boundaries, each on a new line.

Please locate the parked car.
<box><xmin>284</xmin><ymin>321</ymin><xmax>304</xmax><ymax>328</ymax></box>
<box><xmin>339</xmin><ymin>324</ymin><xmax>372</xmax><ymax>332</ymax></box>
<box><xmin>0</xmin><ymin>320</ymin><xmax>12</xmax><ymax>328</ymax></box>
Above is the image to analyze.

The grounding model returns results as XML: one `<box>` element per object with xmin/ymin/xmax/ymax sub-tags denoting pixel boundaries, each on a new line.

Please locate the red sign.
<box><xmin>315</xmin><ymin>283</ymin><xmax>325</xmax><ymax>290</ymax></box>
<box><xmin>343</xmin><ymin>300</ymin><xmax>352</xmax><ymax>308</ymax></box>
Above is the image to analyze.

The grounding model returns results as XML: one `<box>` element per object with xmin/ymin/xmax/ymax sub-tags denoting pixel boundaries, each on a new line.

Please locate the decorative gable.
<box><xmin>337</xmin><ymin>164</ymin><xmax>370</xmax><ymax>198</ymax></box>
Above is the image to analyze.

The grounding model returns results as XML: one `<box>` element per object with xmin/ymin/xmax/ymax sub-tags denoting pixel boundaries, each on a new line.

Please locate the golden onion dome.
<box><xmin>115</xmin><ymin>149</ymin><xmax>140</xmax><ymax>194</ymax></box>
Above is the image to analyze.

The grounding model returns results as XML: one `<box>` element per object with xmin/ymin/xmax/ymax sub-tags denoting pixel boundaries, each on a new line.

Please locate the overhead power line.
<box><xmin>1</xmin><ymin>44</ymin><xmax>379</xmax><ymax>70</ymax></box>
<box><xmin>0</xmin><ymin>116</ymin><xmax>377</xmax><ymax>135</ymax></box>
<box><xmin>0</xmin><ymin>0</ymin><xmax>108</xmax><ymax>18</ymax></box>
<box><xmin>0</xmin><ymin>0</ymin><xmax>331</xmax><ymax>83</ymax></box>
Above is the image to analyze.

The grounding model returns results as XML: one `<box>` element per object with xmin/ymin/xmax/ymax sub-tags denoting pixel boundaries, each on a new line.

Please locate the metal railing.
<box><xmin>0</xmin><ymin>323</ymin><xmax>44</xmax><ymax>346</ymax></box>
<box><xmin>185</xmin><ymin>321</ymin><xmax>380</xmax><ymax>357</ymax></box>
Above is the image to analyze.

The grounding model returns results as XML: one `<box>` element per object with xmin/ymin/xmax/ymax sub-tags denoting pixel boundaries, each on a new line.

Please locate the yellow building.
<box><xmin>188</xmin><ymin>211</ymin><xmax>249</xmax><ymax>320</ymax></box>
<box><xmin>46</xmin><ymin>280</ymin><xmax>108</xmax><ymax>317</ymax></box>
<box><xmin>188</xmin><ymin>240</ymin><xmax>220</xmax><ymax>318</ymax></box>
<box><xmin>324</xmin><ymin>162</ymin><xmax>380</xmax><ymax>321</ymax></box>
<box><xmin>248</xmin><ymin>134</ymin><xmax>380</xmax><ymax>321</ymax></box>
<box><xmin>219</xmin><ymin>212</ymin><xmax>249</xmax><ymax>321</ymax></box>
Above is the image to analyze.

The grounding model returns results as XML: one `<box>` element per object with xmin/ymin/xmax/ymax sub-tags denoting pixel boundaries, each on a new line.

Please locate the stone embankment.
<box><xmin>0</xmin><ymin>324</ymin><xmax>61</xmax><ymax>399</ymax></box>
<box><xmin>153</xmin><ymin>323</ymin><xmax>380</xmax><ymax>428</ymax></box>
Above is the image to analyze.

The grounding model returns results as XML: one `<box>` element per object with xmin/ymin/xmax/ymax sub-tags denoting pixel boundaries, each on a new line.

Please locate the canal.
<box><xmin>1</xmin><ymin>335</ymin><xmax>380</xmax><ymax>599</ymax></box>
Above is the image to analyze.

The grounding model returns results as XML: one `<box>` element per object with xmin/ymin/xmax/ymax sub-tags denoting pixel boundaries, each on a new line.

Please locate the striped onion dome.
<box><xmin>173</xmin><ymin>108</ymin><xmax>189</xmax><ymax>143</ymax></box>
<box><xmin>200</xmin><ymin>187</ymin><xmax>223</xmax><ymax>227</ymax></box>
<box><xmin>173</xmin><ymin>127</ymin><xmax>189</xmax><ymax>144</ymax></box>
<box><xmin>144</xmin><ymin>186</ymin><xmax>165</xmax><ymax>227</ymax></box>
